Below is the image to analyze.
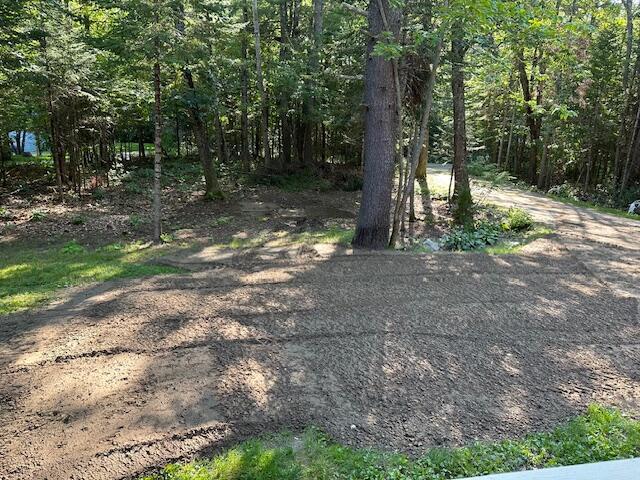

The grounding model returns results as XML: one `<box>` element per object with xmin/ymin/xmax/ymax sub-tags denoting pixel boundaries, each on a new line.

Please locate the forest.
<box><xmin>1</xmin><ymin>0</ymin><xmax>639</xmax><ymax>249</ymax></box>
<box><xmin>2</xmin><ymin>2</ymin><xmax>640</xmax><ymax>479</ymax></box>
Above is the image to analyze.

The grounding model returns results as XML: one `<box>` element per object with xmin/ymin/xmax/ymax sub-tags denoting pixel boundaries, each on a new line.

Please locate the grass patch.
<box><xmin>220</xmin><ymin>227</ymin><xmax>354</xmax><ymax>250</ymax></box>
<box><xmin>483</xmin><ymin>225</ymin><xmax>553</xmax><ymax>254</ymax></box>
<box><xmin>142</xmin><ymin>405</ymin><xmax>640</xmax><ymax>480</ymax></box>
<box><xmin>0</xmin><ymin>240</ymin><xmax>184</xmax><ymax>315</ymax></box>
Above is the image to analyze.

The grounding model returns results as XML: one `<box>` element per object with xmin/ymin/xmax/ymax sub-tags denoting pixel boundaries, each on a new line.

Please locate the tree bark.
<box><xmin>301</xmin><ymin>0</ymin><xmax>324</xmax><ymax>167</ymax></box>
<box><xmin>152</xmin><ymin>56</ymin><xmax>163</xmax><ymax>243</ymax></box>
<box><xmin>240</xmin><ymin>0</ymin><xmax>251</xmax><ymax>171</ymax></box>
<box><xmin>183</xmin><ymin>69</ymin><xmax>222</xmax><ymax>199</ymax></box>
<box><xmin>352</xmin><ymin>0</ymin><xmax>401</xmax><ymax>249</ymax></box>
<box><xmin>389</xmin><ymin>34</ymin><xmax>443</xmax><ymax>246</ymax></box>
<box><xmin>278</xmin><ymin>0</ymin><xmax>292</xmax><ymax>168</ymax></box>
<box><xmin>251</xmin><ymin>0</ymin><xmax>274</xmax><ymax>169</ymax></box>
<box><xmin>516</xmin><ymin>49</ymin><xmax>541</xmax><ymax>185</ymax></box>
<box><xmin>451</xmin><ymin>22</ymin><xmax>472</xmax><ymax>226</ymax></box>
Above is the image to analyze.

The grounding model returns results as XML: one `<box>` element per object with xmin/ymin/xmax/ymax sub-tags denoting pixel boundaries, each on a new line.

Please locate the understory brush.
<box><xmin>440</xmin><ymin>207</ymin><xmax>535</xmax><ymax>251</ymax></box>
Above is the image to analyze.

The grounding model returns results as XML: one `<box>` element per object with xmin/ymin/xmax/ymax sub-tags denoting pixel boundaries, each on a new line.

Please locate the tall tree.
<box><xmin>353</xmin><ymin>0</ymin><xmax>401</xmax><ymax>249</ymax></box>
<box><xmin>450</xmin><ymin>19</ymin><xmax>472</xmax><ymax>225</ymax></box>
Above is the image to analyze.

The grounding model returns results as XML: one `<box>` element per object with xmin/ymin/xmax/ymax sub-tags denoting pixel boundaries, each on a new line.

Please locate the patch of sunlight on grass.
<box><xmin>141</xmin><ymin>405</ymin><xmax>640</xmax><ymax>480</ymax></box>
<box><xmin>218</xmin><ymin>227</ymin><xmax>354</xmax><ymax>250</ymax></box>
<box><xmin>483</xmin><ymin>225</ymin><xmax>553</xmax><ymax>255</ymax></box>
<box><xmin>0</xmin><ymin>241</ymin><xmax>185</xmax><ymax>315</ymax></box>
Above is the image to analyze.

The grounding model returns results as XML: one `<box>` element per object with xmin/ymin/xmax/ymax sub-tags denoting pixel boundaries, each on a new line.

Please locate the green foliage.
<box><xmin>92</xmin><ymin>188</ymin><xmax>106</xmax><ymax>200</ymax></box>
<box><xmin>29</xmin><ymin>210</ymin><xmax>47</xmax><ymax>222</ymax></box>
<box><xmin>0</xmin><ymin>241</ymin><xmax>183</xmax><ymax>315</ymax></box>
<box><xmin>501</xmin><ymin>208</ymin><xmax>533</xmax><ymax>232</ymax></box>
<box><xmin>129</xmin><ymin>214</ymin><xmax>145</xmax><ymax>228</ymax></box>
<box><xmin>211</xmin><ymin>216</ymin><xmax>234</xmax><ymax>227</ymax></box>
<box><xmin>160</xmin><ymin>233</ymin><xmax>174</xmax><ymax>243</ymax></box>
<box><xmin>142</xmin><ymin>405</ymin><xmax>640</xmax><ymax>480</ymax></box>
<box><xmin>71</xmin><ymin>215</ymin><xmax>87</xmax><ymax>225</ymax></box>
<box><xmin>440</xmin><ymin>221</ymin><xmax>502</xmax><ymax>251</ymax></box>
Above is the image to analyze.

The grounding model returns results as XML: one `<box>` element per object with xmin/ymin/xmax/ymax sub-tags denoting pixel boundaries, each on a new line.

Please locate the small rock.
<box><xmin>350</xmin><ymin>424</ymin><xmax>357</xmax><ymax>430</ymax></box>
<box><xmin>422</xmin><ymin>238</ymin><xmax>440</xmax><ymax>251</ymax></box>
<box><xmin>628</xmin><ymin>200</ymin><xmax>640</xmax><ymax>215</ymax></box>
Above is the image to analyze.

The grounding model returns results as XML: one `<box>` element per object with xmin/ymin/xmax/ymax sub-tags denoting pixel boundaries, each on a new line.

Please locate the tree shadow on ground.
<box><xmin>1</xmin><ymin>224</ymin><xmax>639</xmax><ymax>479</ymax></box>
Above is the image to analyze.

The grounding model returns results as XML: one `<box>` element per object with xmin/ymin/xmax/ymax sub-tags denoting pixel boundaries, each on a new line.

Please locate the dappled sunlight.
<box><xmin>2</xmin><ymin>203</ymin><xmax>640</xmax><ymax>477</ymax></box>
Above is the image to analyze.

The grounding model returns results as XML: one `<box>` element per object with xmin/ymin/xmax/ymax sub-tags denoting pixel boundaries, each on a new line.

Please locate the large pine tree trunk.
<box><xmin>451</xmin><ymin>22</ymin><xmax>472</xmax><ymax>226</ymax></box>
<box><xmin>352</xmin><ymin>0</ymin><xmax>400</xmax><ymax>249</ymax></box>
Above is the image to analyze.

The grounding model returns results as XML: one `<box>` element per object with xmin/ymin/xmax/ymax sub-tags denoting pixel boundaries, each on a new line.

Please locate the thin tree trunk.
<box><xmin>389</xmin><ymin>35</ymin><xmax>443</xmax><ymax>246</ymax></box>
<box><xmin>516</xmin><ymin>49</ymin><xmax>541</xmax><ymax>184</ymax></box>
<box><xmin>505</xmin><ymin>108</ymin><xmax>516</xmax><ymax>171</ymax></box>
<box><xmin>152</xmin><ymin>50</ymin><xmax>163</xmax><ymax>242</ymax></box>
<box><xmin>251</xmin><ymin>0</ymin><xmax>274</xmax><ymax>169</ymax></box>
<box><xmin>301</xmin><ymin>0</ymin><xmax>324</xmax><ymax>167</ymax></box>
<box><xmin>415</xmin><ymin>127</ymin><xmax>429</xmax><ymax>181</ymax></box>
<box><xmin>240</xmin><ymin>0</ymin><xmax>251</xmax><ymax>171</ymax></box>
<box><xmin>278</xmin><ymin>0</ymin><xmax>292</xmax><ymax>168</ymax></box>
<box><xmin>451</xmin><ymin>22</ymin><xmax>472</xmax><ymax>226</ymax></box>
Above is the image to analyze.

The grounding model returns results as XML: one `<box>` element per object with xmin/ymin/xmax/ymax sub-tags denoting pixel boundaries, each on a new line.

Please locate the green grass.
<box><xmin>142</xmin><ymin>405</ymin><xmax>640</xmax><ymax>480</ymax></box>
<box><xmin>483</xmin><ymin>225</ymin><xmax>554</xmax><ymax>254</ymax></box>
<box><xmin>0</xmin><ymin>241</ymin><xmax>183</xmax><ymax>315</ymax></box>
<box><xmin>220</xmin><ymin>227</ymin><xmax>354</xmax><ymax>250</ymax></box>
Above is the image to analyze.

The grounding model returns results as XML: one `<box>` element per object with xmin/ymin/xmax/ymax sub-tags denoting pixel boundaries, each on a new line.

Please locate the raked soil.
<box><xmin>1</xmin><ymin>173</ymin><xmax>640</xmax><ymax>479</ymax></box>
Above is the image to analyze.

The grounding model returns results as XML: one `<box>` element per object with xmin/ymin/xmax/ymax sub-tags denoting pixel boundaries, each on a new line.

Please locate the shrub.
<box><xmin>29</xmin><ymin>210</ymin><xmax>47</xmax><ymax>222</ymax></box>
<box><xmin>440</xmin><ymin>221</ymin><xmax>502</xmax><ymax>251</ymax></box>
<box><xmin>92</xmin><ymin>187</ymin><xmax>106</xmax><ymax>200</ymax></box>
<box><xmin>501</xmin><ymin>208</ymin><xmax>533</xmax><ymax>232</ymax></box>
<box><xmin>61</xmin><ymin>241</ymin><xmax>86</xmax><ymax>254</ymax></box>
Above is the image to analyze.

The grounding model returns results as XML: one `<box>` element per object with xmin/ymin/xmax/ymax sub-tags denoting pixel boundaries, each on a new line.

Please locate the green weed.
<box><xmin>141</xmin><ymin>405</ymin><xmax>640</xmax><ymax>480</ymax></box>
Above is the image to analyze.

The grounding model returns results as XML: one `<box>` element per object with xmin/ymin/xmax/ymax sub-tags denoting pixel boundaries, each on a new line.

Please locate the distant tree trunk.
<box><xmin>175</xmin><ymin>117</ymin><xmax>181</xmax><ymax>157</ymax></box>
<box><xmin>451</xmin><ymin>22</ymin><xmax>472</xmax><ymax>226</ymax></box>
<box><xmin>138</xmin><ymin>128</ymin><xmax>146</xmax><ymax>160</ymax></box>
<box><xmin>622</xmin><ymin>101</ymin><xmax>640</xmax><ymax>190</ymax></box>
<box><xmin>352</xmin><ymin>0</ymin><xmax>401</xmax><ymax>249</ymax></box>
<box><xmin>240</xmin><ymin>0</ymin><xmax>251</xmax><ymax>171</ymax></box>
<box><xmin>152</xmin><ymin>55</ymin><xmax>163</xmax><ymax>243</ymax></box>
<box><xmin>615</xmin><ymin>2</ymin><xmax>637</xmax><ymax>186</ymax></box>
<box><xmin>184</xmin><ymin>69</ymin><xmax>222</xmax><ymax>199</ymax></box>
<box><xmin>251</xmin><ymin>0</ymin><xmax>274</xmax><ymax>169</ymax></box>
<box><xmin>516</xmin><ymin>49</ymin><xmax>541</xmax><ymax>185</ymax></box>
<box><xmin>278</xmin><ymin>0</ymin><xmax>292</xmax><ymax>168</ymax></box>
<box><xmin>302</xmin><ymin>0</ymin><xmax>324</xmax><ymax>167</ymax></box>
<box><xmin>505</xmin><ymin>108</ymin><xmax>516</xmax><ymax>171</ymax></box>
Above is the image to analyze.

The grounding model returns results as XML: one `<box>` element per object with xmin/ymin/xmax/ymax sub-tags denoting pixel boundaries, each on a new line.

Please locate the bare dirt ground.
<box><xmin>1</xmin><ymin>169</ymin><xmax>640</xmax><ymax>479</ymax></box>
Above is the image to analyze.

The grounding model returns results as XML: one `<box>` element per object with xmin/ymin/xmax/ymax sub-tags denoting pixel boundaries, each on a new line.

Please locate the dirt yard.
<box><xmin>1</xmin><ymin>170</ymin><xmax>639</xmax><ymax>479</ymax></box>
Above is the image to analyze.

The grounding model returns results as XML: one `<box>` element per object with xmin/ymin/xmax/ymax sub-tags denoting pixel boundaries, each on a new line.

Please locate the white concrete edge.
<box><xmin>460</xmin><ymin>457</ymin><xmax>640</xmax><ymax>480</ymax></box>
